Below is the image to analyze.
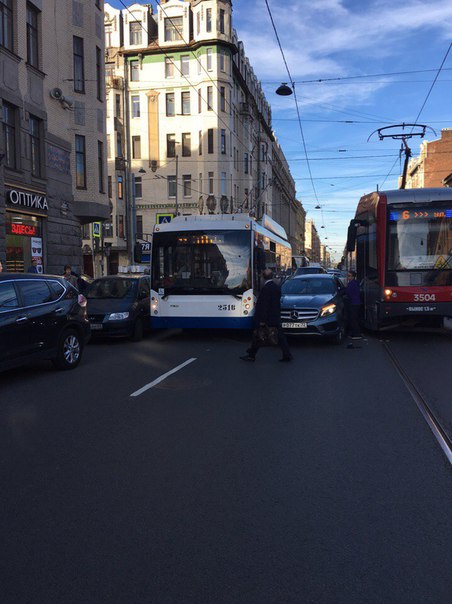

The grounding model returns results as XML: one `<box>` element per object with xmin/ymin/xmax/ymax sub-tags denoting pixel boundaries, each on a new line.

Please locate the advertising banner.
<box><xmin>31</xmin><ymin>237</ymin><xmax>43</xmax><ymax>273</ymax></box>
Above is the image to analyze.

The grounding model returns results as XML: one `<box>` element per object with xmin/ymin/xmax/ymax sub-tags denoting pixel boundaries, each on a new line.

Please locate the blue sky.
<box><xmin>109</xmin><ymin>0</ymin><xmax>452</xmax><ymax>260</ymax></box>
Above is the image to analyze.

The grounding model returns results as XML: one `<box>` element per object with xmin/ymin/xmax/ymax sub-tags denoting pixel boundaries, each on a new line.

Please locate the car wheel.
<box><xmin>53</xmin><ymin>329</ymin><xmax>83</xmax><ymax>370</ymax></box>
<box><xmin>131</xmin><ymin>318</ymin><xmax>144</xmax><ymax>342</ymax></box>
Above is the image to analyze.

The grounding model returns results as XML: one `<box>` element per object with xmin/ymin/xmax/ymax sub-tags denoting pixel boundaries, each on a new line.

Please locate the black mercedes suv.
<box><xmin>0</xmin><ymin>273</ymin><xmax>91</xmax><ymax>372</ymax></box>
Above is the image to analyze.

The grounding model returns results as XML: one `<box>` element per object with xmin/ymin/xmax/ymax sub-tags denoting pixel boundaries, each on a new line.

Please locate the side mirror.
<box><xmin>346</xmin><ymin>221</ymin><xmax>357</xmax><ymax>252</ymax></box>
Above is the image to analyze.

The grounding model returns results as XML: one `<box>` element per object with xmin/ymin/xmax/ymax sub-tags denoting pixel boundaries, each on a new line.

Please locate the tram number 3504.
<box><xmin>218</xmin><ymin>304</ymin><xmax>236</xmax><ymax>311</ymax></box>
<box><xmin>413</xmin><ymin>294</ymin><xmax>436</xmax><ymax>302</ymax></box>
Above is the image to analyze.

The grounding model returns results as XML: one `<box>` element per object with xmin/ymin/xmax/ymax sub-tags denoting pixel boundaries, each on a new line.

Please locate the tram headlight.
<box><xmin>320</xmin><ymin>303</ymin><xmax>336</xmax><ymax>317</ymax></box>
<box><xmin>244</xmin><ymin>303</ymin><xmax>251</xmax><ymax>310</ymax></box>
<box><xmin>384</xmin><ymin>288</ymin><xmax>393</xmax><ymax>300</ymax></box>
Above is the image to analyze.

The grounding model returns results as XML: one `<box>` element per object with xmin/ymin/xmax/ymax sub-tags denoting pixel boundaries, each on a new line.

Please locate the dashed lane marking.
<box><xmin>130</xmin><ymin>358</ymin><xmax>197</xmax><ymax>398</ymax></box>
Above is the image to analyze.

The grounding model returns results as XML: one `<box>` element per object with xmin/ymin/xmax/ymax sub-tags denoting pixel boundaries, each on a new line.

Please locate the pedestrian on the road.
<box><xmin>0</xmin><ymin>259</ymin><xmax>4</xmax><ymax>272</ymax></box>
<box><xmin>241</xmin><ymin>268</ymin><xmax>292</xmax><ymax>363</ymax></box>
<box><xmin>344</xmin><ymin>270</ymin><xmax>362</xmax><ymax>348</ymax></box>
<box><xmin>63</xmin><ymin>265</ymin><xmax>79</xmax><ymax>288</ymax></box>
<box><xmin>27</xmin><ymin>259</ymin><xmax>39</xmax><ymax>273</ymax></box>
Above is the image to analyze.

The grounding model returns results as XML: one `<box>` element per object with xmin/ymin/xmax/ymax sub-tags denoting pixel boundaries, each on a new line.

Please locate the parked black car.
<box><xmin>86</xmin><ymin>275</ymin><xmax>151</xmax><ymax>341</ymax></box>
<box><xmin>0</xmin><ymin>274</ymin><xmax>90</xmax><ymax>372</ymax></box>
<box><xmin>280</xmin><ymin>274</ymin><xmax>346</xmax><ymax>343</ymax></box>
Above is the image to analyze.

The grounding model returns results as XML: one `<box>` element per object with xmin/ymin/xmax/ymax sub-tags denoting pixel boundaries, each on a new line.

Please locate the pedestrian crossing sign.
<box><xmin>92</xmin><ymin>222</ymin><xmax>101</xmax><ymax>238</ymax></box>
<box><xmin>157</xmin><ymin>213</ymin><xmax>174</xmax><ymax>224</ymax></box>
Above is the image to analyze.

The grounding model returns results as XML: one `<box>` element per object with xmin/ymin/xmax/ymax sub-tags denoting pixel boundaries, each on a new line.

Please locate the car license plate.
<box><xmin>90</xmin><ymin>323</ymin><xmax>103</xmax><ymax>330</ymax></box>
<box><xmin>282</xmin><ymin>322</ymin><xmax>308</xmax><ymax>329</ymax></box>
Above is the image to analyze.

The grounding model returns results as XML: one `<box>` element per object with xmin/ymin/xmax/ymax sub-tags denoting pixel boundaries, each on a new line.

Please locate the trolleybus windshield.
<box><xmin>387</xmin><ymin>206</ymin><xmax>452</xmax><ymax>271</ymax></box>
<box><xmin>152</xmin><ymin>230</ymin><xmax>252</xmax><ymax>295</ymax></box>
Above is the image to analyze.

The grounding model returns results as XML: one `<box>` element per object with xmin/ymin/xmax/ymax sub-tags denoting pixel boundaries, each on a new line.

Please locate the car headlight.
<box><xmin>107</xmin><ymin>312</ymin><xmax>130</xmax><ymax>321</ymax></box>
<box><xmin>320</xmin><ymin>303</ymin><xmax>336</xmax><ymax>317</ymax></box>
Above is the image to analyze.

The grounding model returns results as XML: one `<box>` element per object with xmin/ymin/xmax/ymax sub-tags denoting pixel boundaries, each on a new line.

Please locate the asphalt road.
<box><xmin>1</xmin><ymin>329</ymin><xmax>451</xmax><ymax>603</ymax></box>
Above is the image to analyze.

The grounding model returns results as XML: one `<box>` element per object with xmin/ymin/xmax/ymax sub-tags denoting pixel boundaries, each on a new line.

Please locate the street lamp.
<box><xmin>275</xmin><ymin>82</ymin><xmax>293</xmax><ymax>96</ymax></box>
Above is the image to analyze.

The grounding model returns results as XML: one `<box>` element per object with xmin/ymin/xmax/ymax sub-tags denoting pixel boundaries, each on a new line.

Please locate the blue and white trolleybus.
<box><xmin>150</xmin><ymin>214</ymin><xmax>292</xmax><ymax>329</ymax></box>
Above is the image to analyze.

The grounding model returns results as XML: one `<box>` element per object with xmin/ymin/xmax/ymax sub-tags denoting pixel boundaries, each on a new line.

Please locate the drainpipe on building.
<box><xmin>123</xmin><ymin>56</ymin><xmax>133</xmax><ymax>269</ymax></box>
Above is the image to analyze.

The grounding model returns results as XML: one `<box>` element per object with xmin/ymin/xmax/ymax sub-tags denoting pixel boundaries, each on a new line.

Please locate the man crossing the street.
<box><xmin>240</xmin><ymin>268</ymin><xmax>292</xmax><ymax>363</ymax></box>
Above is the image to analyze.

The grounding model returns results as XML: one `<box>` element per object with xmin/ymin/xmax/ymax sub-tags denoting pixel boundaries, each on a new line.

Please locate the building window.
<box><xmin>107</xmin><ymin>134</ymin><xmax>111</xmax><ymax>159</ymax></box>
<box><xmin>196</xmin><ymin>12</ymin><xmax>200</xmax><ymax>36</ymax></box>
<box><xmin>27</xmin><ymin>4</ymin><xmax>39</xmax><ymax>68</ymax></box>
<box><xmin>29</xmin><ymin>115</ymin><xmax>42</xmax><ymax>177</ymax></box>
<box><xmin>165</xmin><ymin>57</ymin><xmax>174</xmax><ymax>78</ymax></box>
<box><xmin>168</xmin><ymin>176</ymin><xmax>176</xmax><ymax>198</ymax></box>
<box><xmin>167</xmin><ymin>133</ymin><xmax>176</xmax><ymax>158</ymax></box>
<box><xmin>208</xmin><ymin>128</ymin><xmax>214</xmax><ymax>154</ymax></box>
<box><xmin>198</xmin><ymin>89</ymin><xmax>202</xmax><ymax>113</ymax></box>
<box><xmin>132</xmin><ymin>135</ymin><xmax>141</xmax><ymax>159</ymax></box>
<box><xmin>197</xmin><ymin>52</ymin><xmax>201</xmax><ymax>75</ymax></box>
<box><xmin>183</xmin><ymin>175</ymin><xmax>192</xmax><ymax>198</ymax></box>
<box><xmin>198</xmin><ymin>130</ymin><xmax>202</xmax><ymax>156</ymax></box>
<box><xmin>244</xmin><ymin>153</ymin><xmax>249</xmax><ymax>174</ymax></box>
<box><xmin>206</xmin><ymin>8</ymin><xmax>212</xmax><ymax>32</ymax></box>
<box><xmin>136</xmin><ymin>215</ymin><xmax>143</xmax><ymax>239</ymax></box>
<box><xmin>220</xmin><ymin>129</ymin><xmax>226</xmax><ymax>154</ymax></box>
<box><xmin>182</xmin><ymin>132</ymin><xmax>191</xmax><ymax>157</ymax></box>
<box><xmin>116</xmin><ymin>132</ymin><xmax>122</xmax><ymax>157</ymax></box>
<box><xmin>164</xmin><ymin>16</ymin><xmax>182</xmax><ymax>42</ymax></box>
<box><xmin>130</xmin><ymin>60</ymin><xmax>139</xmax><ymax>81</ymax></box>
<box><xmin>117</xmin><ymin>214</ymin><xmax>124</xmax><ymax>238</ymax></box>
<box><xmin>166</xmin><ymin>92</ymin><xmax>175</xmax><ymax>116</ymax></box>
<box><xmin>0</xmin><ymin>0</ymin><xmax>13</xmax><ymax>51</ymax></box>
<box><xmin>181</xmin><ymin>91</ymin><xmax>190</xmax><ymax>115</ymax></box>
<box><xmin>105</xmin><ymin>24</ymin><xmax>112</xmax><ymax>47</ymax></box>
<box><xmin>129</xmin><ymin>21</ymin><xmax>142</xmax><ymax>46</ymax></box>
<box><xmin>219</xmin><ymin>9</ymin><xmax>225</xmax><ymax>34</ymax></box>
<box><xmin>108</xmin><ymin>175</ymin><xmax>112</xmax><ymax>198</ymax></box>
<box><xmin>96</xmin><ymin>46</ymin><xmax>103</xmax><ymax>101</ymax></box>
<box><xmin>207</xmin><ymin>86</ymin><xmax>213</xmax><ymax>110</ymax></box>
<box><xmin>75</xmin><ymin>135</ymin><xmax>86</xmax><ymax>189</ymax></box>
<box><xmin>2</xmin><ymin>101</ymin><xmax>17</xmax><ymax>169</ymax></box>
<box><xmin>98</xmin><ymin>141</ymin><xmax>104</xmax><ymax>193</ymax></box>
<box><xmin>181</xmin><ymin>55</ymin><xmax>189</xmax><ymax>76</ymax></box>
<box><xmin>131</xmin><ymin>95</ymin><xmax>140</xmax><ymax>118</ymax></box>
<box><xmin>220</xmin><ymin>86</ymin><xmax>226</xmax><ymax>111</ymax></box>
<box><xmin>73</xmin><ymin>36</ymin><xmax>85</xmax><ymax>92</ymax></box>
<box><xmin>220</xmin><ymin>50</ymin><xmax>225</xmax><ymax>72</ymax></box>
<box><xmin>208</xmin><ymin>171</ymin><xmax>214</xmax><ymax>195</ymax></box>
<box><xmin>221</xmin><ymin>172</ymin><xmax>226</xmax><ymax>195</ymax></box>
<box><xmin>199</xmin><ymin>173</ymin><xmax>202</xmax><ymax>193</ymax></box>
<box><xmin>115</xmin><ymin>94</ymin><xmax>121</xmax><ymax>117</ymax></box>
<box><xmin>206</xmin><ymin>48</ymin><xmax>212</xmax><ymax>70</ymax></box>
<box><xmin>117</xmin><ymin>175</ymin><xmax>123</xmax><ymax>199</ymax></box>
<box><xmin>134</xmin><ymin>176</ymin><xmax>142</xmax><ymax>198</ymax></box>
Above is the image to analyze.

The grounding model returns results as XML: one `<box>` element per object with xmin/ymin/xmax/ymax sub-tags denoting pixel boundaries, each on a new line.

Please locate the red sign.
<box><xmin>10</xmin><ymin>223</ymin><xmax>37</xmax><ymax>236</ymax></box>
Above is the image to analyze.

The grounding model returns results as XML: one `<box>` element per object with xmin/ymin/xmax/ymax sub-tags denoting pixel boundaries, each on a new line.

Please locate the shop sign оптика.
<box><xmin>6</xmin><ymin>188</ymin><xmax>48</xmax><ymax>213</ymax></box>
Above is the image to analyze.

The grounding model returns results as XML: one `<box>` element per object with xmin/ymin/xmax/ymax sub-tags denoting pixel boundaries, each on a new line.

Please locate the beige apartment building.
<box><xmin>305</xmin><ymin>219</ymin><xmax>321</xmax><ymax>263</ymax></box>
<box><xmin>0</xmin><ymin>0</ymin><xmax>109</xmax><ymax>275</ymax></box>
<box><xmin>101</xmin><ymin>0</ymin><xmax>301</xmax><ymax>271</ymax></box>
<box><xmin>403</xmin><ymin>128</ymin><xmax>452</xmax><ymax>190</ymax></box>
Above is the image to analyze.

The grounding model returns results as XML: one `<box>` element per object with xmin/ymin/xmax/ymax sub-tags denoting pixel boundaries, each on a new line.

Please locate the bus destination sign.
<box><xmin>389</xmin><ymin>208</ymin><xmax>452</xmax><ymax>221</ymax></box>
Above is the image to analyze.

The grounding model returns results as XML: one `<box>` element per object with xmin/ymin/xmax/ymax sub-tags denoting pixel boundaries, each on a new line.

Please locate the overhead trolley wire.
<box><xmin>263</xmin><ymin>0</ymin><xmax>330</xmax><ymax>235</ymax></box>
<box><xmin>379</xmin><ymin>42</ymin><xmax>452</xmax><ymax>190</ymax></box>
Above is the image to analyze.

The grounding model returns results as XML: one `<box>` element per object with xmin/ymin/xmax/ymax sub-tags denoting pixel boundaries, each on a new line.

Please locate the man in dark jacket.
<box><xmin>241</xmin><ymin>268</ymin><xmax>292</xmax><ymax>362</ymax></box>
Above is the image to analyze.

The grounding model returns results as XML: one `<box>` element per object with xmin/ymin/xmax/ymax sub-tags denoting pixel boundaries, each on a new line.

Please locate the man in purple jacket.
<box><xmin>344</xmin><ymin>270</ymin><xmax>362</xmax><ymax>346</ymax></box>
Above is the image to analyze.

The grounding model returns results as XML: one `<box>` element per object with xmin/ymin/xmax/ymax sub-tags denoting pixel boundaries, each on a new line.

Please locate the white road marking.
<box><xmin>130</xmin><ymin>358</ymin><xmax>197</xmax><ymax>398</ymax></box>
